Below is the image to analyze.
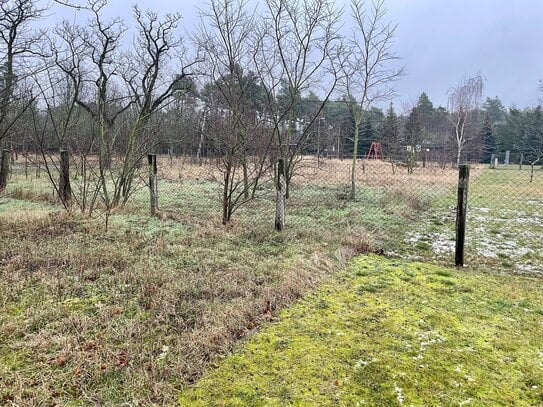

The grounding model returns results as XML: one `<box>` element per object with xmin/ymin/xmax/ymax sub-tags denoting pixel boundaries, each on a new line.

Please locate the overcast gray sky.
<box><xmin>48</xmin><ymin>0</ymin><xmax>543</xmax><ymax>110</ymax></box>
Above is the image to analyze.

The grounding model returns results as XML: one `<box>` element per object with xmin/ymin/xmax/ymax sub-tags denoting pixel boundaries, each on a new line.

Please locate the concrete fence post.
<box><xmin>148</xmin><ymin>154</ymin><xmax>159</xmax><ymax>215</ymax></box>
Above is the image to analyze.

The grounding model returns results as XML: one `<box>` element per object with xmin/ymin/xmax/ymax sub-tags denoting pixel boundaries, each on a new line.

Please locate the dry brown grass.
<box><xmin>1</xmin><ymin>154</ymin><xmax>472</xmax><ymax>405</ymax></box>
<box><xmin>2</xmin><ymin>189</ymin><xmax>411</xmax><ymax>405</ymax></box>
<box><xmin>156</xmin><ymin>155</ymin><xmax>485</xmax><ymax>189</ymax></box>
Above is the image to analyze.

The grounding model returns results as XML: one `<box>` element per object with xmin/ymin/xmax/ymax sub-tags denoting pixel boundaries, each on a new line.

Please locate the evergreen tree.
<box><xmin>480</xmin><ymin>114</ymin><xmax>495</xmax><ymax>163</ymax></box>
<box><xmin>416</xmin><ymin>92</ymin><xmax>438</xmax><ymax>147</ymax></box>
<box><xmin>276</xmin><ymin>79</ymin><xmax>303</xmax><ymax>119</ymax></box>
<box><xmin>417</xmin><ymin>92</ymin><xmax>435</xmax><ymax>128</ymax></box>
<box><xmin>497</xmin><ymin>108</ymin><xmax>525</xmax><ymax>152</ymax></box>
<box><xmin>381</xmin><ymin>102</ymin><xmax>400</xmax><ymax>159</ymax></box>
<box><xmin>404</xmin><ymin>106</ymin><xmax>422</xmax><ymax>172</ymax></box>
<box><xmin>523</xmin><ymin>106</ymin><xmax>543</xmax><ymax>161</ymax></box>
<box><xmin>322</xmin><ymin>98</ymin><xmax>353</xmax><ymax>157</ymax></box>
<box><xmin>405</xmin><ymin>106</ymin><xmax>422</xmax><ymax>150</ymax></box>
<box><xmin>482</xmin><ymin>97</ymin><xmax>507</xmax><ymax>124</ymax></box>
<box><xmin>359</xmin><ymin>118</ymin><xmax>374</xmax><ymax>156</ymax></box>
<box><xmin>522</xmin><ymin>106</ymin><xmax>543</xmax><ymax>181</ymax></box>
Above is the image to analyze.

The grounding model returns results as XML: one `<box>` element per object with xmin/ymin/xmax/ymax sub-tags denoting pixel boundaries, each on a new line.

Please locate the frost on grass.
<box><xmin>405</xmin><ymin>196</ymin><xmax>543</xmax><ymax>274</ymax></box>
<box><xmin>467</xmin><ymin>201</ymin><xmax>543</xmax><ymax>273</ymax></box>
<box><xmin>393</xmin><ymin>382</ymin><xmax>405</xmax><ymax>405</ymax></box>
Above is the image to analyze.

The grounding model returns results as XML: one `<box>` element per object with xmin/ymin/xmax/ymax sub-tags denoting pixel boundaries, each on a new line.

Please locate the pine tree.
<box><xmin>405</xmin><ymin>106</ymin><xmax>422</xmax><ymax>150</ymax></box>
<box><xmin>480</xmin><ymin>114</ymin><xmax>495</xmax><ymax>163</ymax></box>
<box><xmin>417</xmin><ymin>92</ymin><xmax>436</xmax><ymax>143</ymax></box>
<box><xmin>381</xmin><ymin>102</ymin><xmax>400</xmax><ymax>159</ymax></box>
<box><xmin>523</xmin><ymin>106</ymin><xmax>543</xmax><ymax>181</ymax></box>
<box><xmin>404</xmin><ymin>106</ymin><xmax>422</xmax><ymax>172</ymax></box>
<box><xmin>360</xmin><ymin>118</ymin><xmax>374</xmax><ymax>156</ymax></box>
<box><xmin>482</xmin><ymin>97</ymin><xmax>507</xmax><ymax>124</ymax></box>
<box><xmin>417</xmin><ymin>92</ymin><xmax>435</xmax><ymax>122</ymax></box>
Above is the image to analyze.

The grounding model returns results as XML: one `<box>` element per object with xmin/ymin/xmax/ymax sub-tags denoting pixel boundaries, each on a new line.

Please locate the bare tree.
<box><xmin>447</xmin><ymin>74</ymin><xmax>484</xmax><ymax>167</ymax></box>
<box><xmin>196</xmin><ymin>0</ymin><xmax>272</xmax><ymax>224</ymax></box>
<box><xmin>50</xmin><ymin>0</ymin><xmax>197</xmax><ymax>225</ymax></box>
<box><xmin>29</xmin><ymin>21</ymin><xmax>101</xmax><ymax>212</ymax></box>
<box><xmin>253</xmin><ymin>0</ymin><xmax>341</xmax><ymax>230</ymax></box>
<box><xmin>52</xmin><ymin>0</ymin><xmax>133</xmax><ymax>227</ymax></box>
<box><xmin>117</xmin><ymin>5</ymin><xmax>197</xmax><ymax>207</ymax></box>
<box><xmin>340</xmin><ymin>0</ymin><xmax>403</xmax><ymax>199</ymax></box>
<box><xmin>0</xmin><ymin>0</ymin><xmax>47</xmax><ymax>148</ymax></box>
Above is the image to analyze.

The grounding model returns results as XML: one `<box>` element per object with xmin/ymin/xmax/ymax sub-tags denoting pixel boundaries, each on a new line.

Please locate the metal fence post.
<box><xmin>148</xmin><ymin>154</ymin><xmax>159</xmax><ymax>215</ymax></box>
<box><xmin>455</xmin><ymin>164</ymin><xmax>470</xmax><ymax>267</ymax></box>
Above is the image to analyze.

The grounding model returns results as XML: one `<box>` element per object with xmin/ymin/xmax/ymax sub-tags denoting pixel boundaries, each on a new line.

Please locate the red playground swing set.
<box><xmin>366</xmin><ymin>141</ymin><xmax>385</xmax><ymax>160</ymax></box>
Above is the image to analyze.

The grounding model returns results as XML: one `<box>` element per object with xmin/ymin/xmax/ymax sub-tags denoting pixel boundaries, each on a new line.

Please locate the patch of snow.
<box><xmin>394</xmin><ymin>383</ymin><xmax>404</xmax><ymax>405</ymax></box>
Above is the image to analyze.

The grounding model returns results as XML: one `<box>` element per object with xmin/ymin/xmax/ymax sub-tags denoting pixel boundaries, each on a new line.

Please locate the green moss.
<box><xmin>435</xmin><ymin>269</ymin><xmax>453</xmax><ymax>277</ymax></box>
<box><xmin>415</xmin><ymin>241</ymin><xmax>431</xmax><ymax>251</ymax></box>
<box><xmin>0</xmin><ymin>348</ymin><xmax>31</xmax><ymax>372</ymax></box>
<box><xmin>62</xmin><ymin>295</ymin><xmax>102</xmax><ymax>315</ymax></box>
<box><xmin>179</xmin><ymin>256</ymin><xmax>543</xmax><ymax>406</ymax></box>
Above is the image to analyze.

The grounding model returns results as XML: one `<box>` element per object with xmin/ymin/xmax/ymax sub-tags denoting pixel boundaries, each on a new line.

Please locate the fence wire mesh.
<box><xmin>1</xmin><ymin>151</ymin><xmax>542</xmax><ymax>273</ymax></box>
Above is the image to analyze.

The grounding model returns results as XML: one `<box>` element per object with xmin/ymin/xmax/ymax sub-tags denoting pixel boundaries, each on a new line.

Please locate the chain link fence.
<box><xmin>1</xmin><ymin>149</ymin><xmax>541</xmax><ymax>273</ymax></box>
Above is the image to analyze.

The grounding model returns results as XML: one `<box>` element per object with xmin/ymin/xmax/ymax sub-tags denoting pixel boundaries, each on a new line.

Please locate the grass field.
<box><xmin>178</xmin><ymin>256</ymin><xmax>543</xmax><ymax>406</ymax></box>
<box><xmin>1</xmin><ymin>158</ymin><xmax>541</xmax><ymax>405</ymax></box>
<box><xmin>0</xmin><ymin>162</ymin><xmax>428</xmax><ymax>405</ymax></box>
<box><xmin>404</xmin><ymin>167</ymin><xmax>543</xmax><ymax>274</ymax></box>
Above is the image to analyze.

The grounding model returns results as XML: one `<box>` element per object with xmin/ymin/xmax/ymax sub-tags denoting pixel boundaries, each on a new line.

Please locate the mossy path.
<box><xmin>179</xmin><ymin>256</ymin><xmax>543</xmax><ymax>406</ymax></box>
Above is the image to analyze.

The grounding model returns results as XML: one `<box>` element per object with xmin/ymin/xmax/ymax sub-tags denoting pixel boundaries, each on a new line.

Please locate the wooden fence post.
<box><xmin>148</xmin><ymin>154</ymin><xmax>159</xmax><ymax>215</ymax></box>
<box><xmin>455</xmin><ymin>164</ymin><xmax>470</xmax><ymax>267</ymax></box>
<box><xmin>59</xmin><ymin>150</ymin><xmax>72</xmax><ymax>207</ymax></box>
<box><xmin>0</xmin><ymin>149</ymin><xmax>10</xmax><ymax>192</ymax></box>
<box><xmin>275</xmin><ymin>158</ymin><xmax>286</xmax><ymax>231</ymax></box>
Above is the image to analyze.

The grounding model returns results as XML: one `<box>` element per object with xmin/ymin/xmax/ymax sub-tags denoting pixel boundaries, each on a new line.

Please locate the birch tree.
<box><xmin>447</xmin><ymin>74</ymin><xmax>484</xmax><ymax>167</ymax></box>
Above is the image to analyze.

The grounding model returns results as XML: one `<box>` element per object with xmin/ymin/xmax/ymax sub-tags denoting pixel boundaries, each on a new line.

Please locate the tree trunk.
<box><xmin>275</xmin><ymin>158</ymin><xmax>286</xmax><ymax>231</ymax></box>
<box><xmin>422</xmin><ymin>149</ymin><xmax>426</xmax><ymax>168</ymax></box>
<box><xmin>456</xmin><ymin>143</ymin><xmax>462</xmax><ymax>168</ymax></box>
<box><xmin>242</xmin><ymin>159</ymin><xmax>249</xmax><ymax>200</ymax></box>
<box><xmin>59</xmin><ymin>150</ymin><xmax>72</xmax><ymax>208</ymax></box>
<box><xmin>222</xmin><ymin>165</ymin><xmax>232</xmax><ymax>225</ymax></box>
<box><xmin>196</xmin><ymin>131</ymin><xmax>205</xmax><ymax>166</ymax></box>
<box><xmin>0</xmin><ymin>149</ymin><xmax>9</xmax><ymax>192</ymax></box>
